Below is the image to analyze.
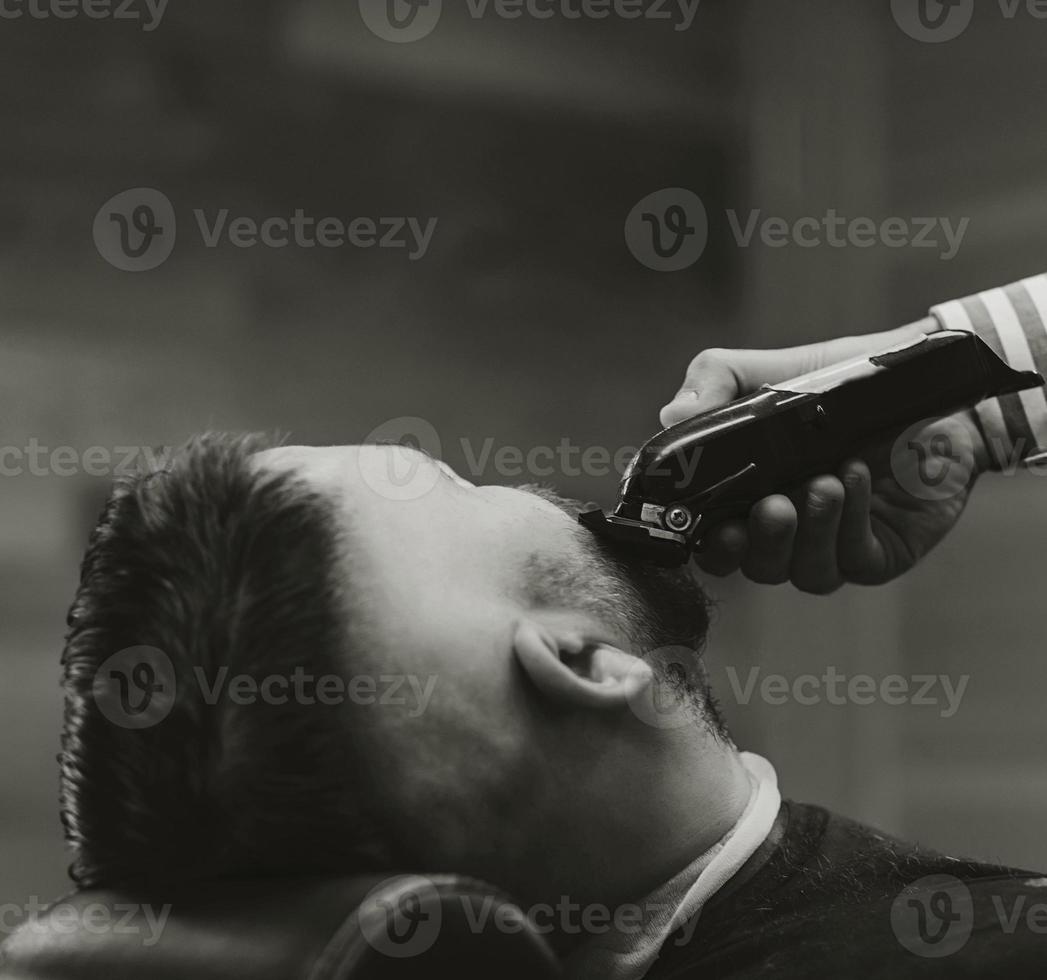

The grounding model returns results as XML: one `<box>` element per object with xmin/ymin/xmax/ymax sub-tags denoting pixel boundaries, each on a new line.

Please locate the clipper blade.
<box><xmin>578</xmin><ymin>508</ymin><xmax>691</xmax><ymax>567</ymax></box>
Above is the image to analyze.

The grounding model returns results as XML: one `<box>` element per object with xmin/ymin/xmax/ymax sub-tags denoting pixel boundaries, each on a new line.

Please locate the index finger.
<box><xmin>660</xmin><ymin>320</ymin><xmax>934</xmax><ymax>427</ymax></box>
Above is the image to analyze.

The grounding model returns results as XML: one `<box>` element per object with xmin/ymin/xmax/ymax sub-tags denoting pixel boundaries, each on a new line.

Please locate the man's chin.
<box><xmin>515</xmin><ymin>482</ymin><xmax>712</xmax><ymax>647</ymax></box>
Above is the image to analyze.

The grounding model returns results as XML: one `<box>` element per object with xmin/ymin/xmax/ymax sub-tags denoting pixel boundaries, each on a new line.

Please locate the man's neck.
<box><xmin>507</xmin><ymin>729</ymin><xmax>754</xmax><ymax>946</ymax></box>
<box><xmin>593</xmin><ymin>735</ymin><xmax>753</xmax><ymax>906</ymax></box>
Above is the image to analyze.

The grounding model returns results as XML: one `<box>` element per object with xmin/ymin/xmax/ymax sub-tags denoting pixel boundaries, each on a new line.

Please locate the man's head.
<box><xmin>61</xmin><ymin>433</ymin><xmax>733</xmax><ymax>902</ymax></box>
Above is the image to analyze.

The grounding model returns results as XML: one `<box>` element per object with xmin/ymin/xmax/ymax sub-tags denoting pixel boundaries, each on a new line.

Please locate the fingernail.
<box><xmin>660</xmin><ymin>390</ymin><xmax>699</xmax><ymax>421</ymax></box>
<box><xmin>668</xmin><ymin>390</ymin><xmax>699</xmax><ymax>408</ymax></box>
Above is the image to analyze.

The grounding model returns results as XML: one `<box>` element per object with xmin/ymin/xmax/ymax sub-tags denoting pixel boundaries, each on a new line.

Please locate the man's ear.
<box><xmin>512</xmin><ymin>619</ymin><xmax>653</xmax><ymax>710</ymax></box>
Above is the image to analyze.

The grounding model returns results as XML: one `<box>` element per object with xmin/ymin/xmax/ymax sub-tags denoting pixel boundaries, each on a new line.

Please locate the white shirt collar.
<box><xmin>564</xmin><ymin>752</ymin><xmax>781</xmax><ymax>980</ymax></box>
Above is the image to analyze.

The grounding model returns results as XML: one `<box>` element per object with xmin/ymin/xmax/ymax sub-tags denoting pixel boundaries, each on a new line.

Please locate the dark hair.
<box><xmin>59</xmin><ymin>433</ymin><xmax>391</xmax><ymax>888</ymax></box>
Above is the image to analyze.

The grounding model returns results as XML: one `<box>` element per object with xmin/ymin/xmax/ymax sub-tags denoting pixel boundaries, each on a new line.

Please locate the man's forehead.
<box><xmin>254</xmin><ymin>447</ymin><xmax>593</xmax><ymax>521</ymax></box>
<box><xmin>253</xmin><ymin>444</ymin><xmax>396</xmax><ymax>489</ymax></box>
<box><xmin>253</xmin><ymin>444</ymin><xmax>356</xmax><ymax>472</ymax></box>
<box><xmin>252</xmin><ymin>444</ymin><xmax>478</xmax><ymax>543</ymax></box>
<box><xmin>249</xmin><ymin>445</ymin><xmax>647</xmax><ymax>632</ymax></box>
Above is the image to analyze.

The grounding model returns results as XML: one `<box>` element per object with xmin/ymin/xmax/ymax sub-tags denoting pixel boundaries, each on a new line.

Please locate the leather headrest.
<box><xmin>0</xmin><ymin>874</ymin><xmax>561</xmax><ymax>979</ymax></box>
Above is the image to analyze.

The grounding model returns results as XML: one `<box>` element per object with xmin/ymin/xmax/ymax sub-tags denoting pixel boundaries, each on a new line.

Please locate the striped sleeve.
<box><xmin>930</xmin><ymin>273</ymin><xmax>1047</xmax><ymax>471</ymax></box>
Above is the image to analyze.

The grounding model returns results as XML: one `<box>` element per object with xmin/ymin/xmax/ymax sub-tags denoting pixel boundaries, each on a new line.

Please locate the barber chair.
<box><xmin>0</xmin><ymin>873</ymin><xmax>562</xmax><ymax>979</ymax></box>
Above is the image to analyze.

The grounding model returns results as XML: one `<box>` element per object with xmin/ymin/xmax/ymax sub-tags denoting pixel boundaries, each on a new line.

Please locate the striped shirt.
<box><xmin>930</xmin><ymin>273</ymin><xmax>1047</xmax><ymax>470</ymax></box>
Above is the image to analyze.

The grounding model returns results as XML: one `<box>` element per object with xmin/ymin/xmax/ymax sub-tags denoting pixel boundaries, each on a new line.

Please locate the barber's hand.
<box><xmin>661</xmin><ymin>325</ymin><xmax>990</xmax><ymax>593</ymax></box>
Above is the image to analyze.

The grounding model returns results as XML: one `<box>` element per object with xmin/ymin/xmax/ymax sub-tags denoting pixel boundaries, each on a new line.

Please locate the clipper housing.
<box><xmin>580</xmin><ymin>330</ymin><xmax>1044</xmax><ymax>566</ymax></box>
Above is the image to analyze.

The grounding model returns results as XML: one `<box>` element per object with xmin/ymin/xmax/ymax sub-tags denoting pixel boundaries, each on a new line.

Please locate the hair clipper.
<box><xmin>579</xmin><ymin>329</ymin><xmax>1044</xmax><ymax>567</ymax></box>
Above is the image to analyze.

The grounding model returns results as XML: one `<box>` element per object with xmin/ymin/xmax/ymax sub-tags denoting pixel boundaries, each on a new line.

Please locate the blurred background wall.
<box><xmin>2</xmin><ymin>0</ymin><xmax>1047</xmax><ymax>915</ymax></box>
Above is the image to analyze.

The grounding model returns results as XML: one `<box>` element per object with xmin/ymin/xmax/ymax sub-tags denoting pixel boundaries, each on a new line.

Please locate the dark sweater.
<box><xmin>648</xmin><ymin>800</ymin><xmax>1047</xmax><ymax>978</ymax></box>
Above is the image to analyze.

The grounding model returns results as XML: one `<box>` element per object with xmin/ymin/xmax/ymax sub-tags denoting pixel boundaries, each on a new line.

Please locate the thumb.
<box><xmin>657</xmin><ymin>323</ymin><xmax>933</xmax><ymax>430</ymax></box>
<box><xmin>659</xmin><ymin>349</ymin><xmax>742</xmax><ymax>427</ymax></box>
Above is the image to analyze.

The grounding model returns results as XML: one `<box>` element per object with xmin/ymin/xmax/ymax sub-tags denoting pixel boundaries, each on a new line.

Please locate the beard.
<box><xmin>517</xmin><ymin>484</ymin><xmax>729</xmax><ymax>740</ymax></box>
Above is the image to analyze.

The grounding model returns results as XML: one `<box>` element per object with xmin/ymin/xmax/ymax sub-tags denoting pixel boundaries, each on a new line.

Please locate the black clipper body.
<box><xmin>579</xmin><ymin>330</ymin><xmax>1044</xmax><ymax>566</ymax></box>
